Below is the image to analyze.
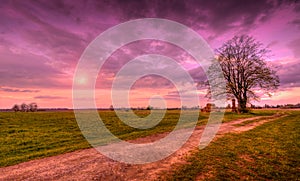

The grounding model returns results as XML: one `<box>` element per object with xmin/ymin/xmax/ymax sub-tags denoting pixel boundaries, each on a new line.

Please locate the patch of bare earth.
<box><xmin>0</xmin><ymin>113</ymin><xmax>285</xmax><ymax>181</ymax></box>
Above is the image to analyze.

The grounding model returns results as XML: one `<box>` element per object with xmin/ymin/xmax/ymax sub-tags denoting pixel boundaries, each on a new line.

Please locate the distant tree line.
<box><xmin>251</xmin><ymin>103</ymin><xmax>300</xmax><ymax>109</ymax></box>
<box><xmin>107</xmin><ymin>105</ymin><xmax>201</xmax><ymax>111</ymax></box>
<box><xmin>12</xmin><ymin>103</ymin><xmax>38</xmax><ymax>112</ymax></box>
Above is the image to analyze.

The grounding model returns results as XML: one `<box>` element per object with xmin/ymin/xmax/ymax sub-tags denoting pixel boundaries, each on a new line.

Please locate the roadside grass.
<box><xmin>0</xmin><ymin>112</ymin><xmax>90</xmax><ymax>167</ymax></box>
<box><xmin>167</xmin><ymin>111</ymin><xmax>300</xmax><ymax>180</ymax></box>
<box><xmin>0</xmin><ymin>109</ymin><xmax>279</xmax><ymax>167</ymax></box>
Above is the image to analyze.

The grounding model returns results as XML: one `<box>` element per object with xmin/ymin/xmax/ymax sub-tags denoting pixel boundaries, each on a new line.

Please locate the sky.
<box><xmin>0</xmin><ymin>0</ymin><xmax>300</xmax><ymax>109</ymax></box>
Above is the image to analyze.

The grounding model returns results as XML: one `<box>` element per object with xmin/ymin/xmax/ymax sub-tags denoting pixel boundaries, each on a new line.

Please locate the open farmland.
<box><xmin>0</xmin><ymin>109</ymin><xmax>278</xmax><ymax>167</ymax></box>
<box><xmin>0</xmin><ymin>109</ymin><xmax>298</xmax><ymax>180</ymax></box>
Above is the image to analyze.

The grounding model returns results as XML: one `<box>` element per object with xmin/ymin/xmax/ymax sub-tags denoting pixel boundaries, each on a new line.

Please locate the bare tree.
<box><xmin>20</xmin><ymin>103</ymin><xmax>29</xmax><ymax>112</ymax></box>
<box><xmin>29</xmin><ymin>102</ymin><xmax>38</xmax><ymax>112</ymax></box>
<box><xmin>109</xmin><ymin>105</ymin><xmax>114</xmax><ymax>111</ymax></box>
<box><xmin>208</xmin><ymin>35</ymin><xmax>279</xmax><ymax>113</ymax></box>
<box><xmin>147</xmin><ymin>105</ymin><xmax>153</xmax><ymax>110</ymax></box>
<box><xmin>12</xmin><ymin>104</ymin><xmax>20</xmax><ymax>112</ymax></box>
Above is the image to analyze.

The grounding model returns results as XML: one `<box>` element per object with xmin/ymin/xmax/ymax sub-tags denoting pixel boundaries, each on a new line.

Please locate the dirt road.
<box><xmin>0</xmin><ymin>114</ymin><xmax>284</xmax><ymax>180</ymax></box>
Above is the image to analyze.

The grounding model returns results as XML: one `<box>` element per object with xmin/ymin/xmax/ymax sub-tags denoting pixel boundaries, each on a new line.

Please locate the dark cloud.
<box><xmin>290</xmin><ymin>1</ymin><xmax>300</xmax><ymax>30</ymax></box>
<box><xmin>188</xmin><ymin>67</ymin><xmax>206</xmax><ymax>83</ymax></box>
<box><xmin>2</xmin><ymin>1</ymin><xmax>88</xmax><ymax>62</ymax></box>
<box><xmin>34</xmin><ymin>95</ymin><xmax>65</xmax><ymax>99</ymax></box>
<box><xmin>96</xmin><ymin>39</ymin><xmax>203</xmax><ymax>89</ymax></box>
<box><xmin>290</xmin><ymin>19</ymin><xmax>300</xmax><ymax>27</ymax></box>
<box><xmin>287</xmin><ymin>38</ymin><xmax>300</xmax><ymax>58</ymax></box>
<box><xmin>292</xmin><ymin>1</ymin><xmax>300</xmax><ymax>12</ymax></box>
<box><xmin>25</xmin><ymin>0</ymin><xmax>78</xmax><ymax>16</ymax></box>
<box><xmin>108</xmin><ymin>0</ymin><xmax>288</xmax><ymax>37</ymax></box>
<box><xmin>194</xmin><ymin>0</ymin><xmax>276</xmax><ymax>34</ymax></box>
<box><xmin>131</xmin><ymin>75</ymin><xmax>174</xmax><ymax>89</ymax></box>
<box><xmin>0</xmin><ymin>87</ymin><xmax>39</xmax><ymax>93</ymax></box>
<box><xmin>0</xmin><ymin>0</ymin><xmax>118</xmax><ymax>72</ymax></box>
<box><xmin>270</xmin><ymin>59</ymin><xmax>300</xmax><ymax>89</ymax></box>
<box><xmin>0</xmin><ymin>46</ymin><xmax>69</xmax><ymax>89</ymax></box>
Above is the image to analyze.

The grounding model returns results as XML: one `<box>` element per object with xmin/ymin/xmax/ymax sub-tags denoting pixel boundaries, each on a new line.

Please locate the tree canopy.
<box><xmin>209</xmin><ymin>35</ymin><xmax>279</xmax><ymax>113</ymax></box>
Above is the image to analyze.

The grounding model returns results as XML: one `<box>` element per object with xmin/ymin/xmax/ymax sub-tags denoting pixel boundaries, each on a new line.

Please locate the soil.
<box><xmin>0</xmin><ymin>113</ymin><xmax>285</xmax><ymax>181</ymax></box>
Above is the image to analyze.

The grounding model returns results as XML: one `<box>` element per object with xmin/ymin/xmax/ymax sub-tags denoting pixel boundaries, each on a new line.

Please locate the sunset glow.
<box><xmin>0</xmin><ymin>0</ymin><xmax>299</xmax><ymax>109</ymax></box>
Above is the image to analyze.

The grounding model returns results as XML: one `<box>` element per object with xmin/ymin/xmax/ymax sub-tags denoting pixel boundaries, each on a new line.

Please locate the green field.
<box><xmin>166</xmin><ymin>110</ymin><xmax>300</xmax><ymax>180</ymax></box>
<box><xmin>0</xmin><ymin>109</ymin><xmax>278</xmax><ymax>167</ymax></box>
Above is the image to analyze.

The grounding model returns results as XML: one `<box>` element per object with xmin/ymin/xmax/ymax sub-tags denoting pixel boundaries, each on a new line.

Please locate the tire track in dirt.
<box><xmin>0</xmin><ymin>113</ymin><xmax>285</xmax><ymax>181</ymax></box>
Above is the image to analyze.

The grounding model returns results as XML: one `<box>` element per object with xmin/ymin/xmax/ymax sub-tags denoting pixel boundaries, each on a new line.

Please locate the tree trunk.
<box><xmin>238</xmin><ymin>99</ymin><xmax>248</xmax><ymax>113</ymax></box>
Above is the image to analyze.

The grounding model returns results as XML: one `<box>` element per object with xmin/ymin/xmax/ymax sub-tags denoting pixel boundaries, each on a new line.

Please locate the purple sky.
<box><xmin>0</xmin><ymin>0</ymin><xmax>300</xmax><ymax>108</ymax></box>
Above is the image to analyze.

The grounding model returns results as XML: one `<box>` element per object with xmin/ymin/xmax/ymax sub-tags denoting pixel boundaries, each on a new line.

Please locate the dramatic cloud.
<box><xmin>288</xmin><ymin>38</ymin><xmax>300</xmax><ymax>58</ymax></box>
<box><xmin>0</xmin><ymin>87</ymin><xmax>39</xmax><ymax>93</ymax></box>
<box><xmin>109</xmin><ymin>0</ymin><xmax>292</xmax><ymax>37</ymax></box>
<box><xmin>0</xmin><ymin>45</ymin><xmax>68</xmax><ymax>88</ymax></box>
<box><xmin>275</xmin><ymin>59</ymin><xmax>300</xmax><ymax>89</ymax></box>
<box><xmin>0</xmin><ymin>0</ymin><xmax>299</xmax><ymax>108</ymax></box>
<box><xmin>34</xmin><ymin>95</ymin><xmax>65</xmax><ymax>99</ymax></box>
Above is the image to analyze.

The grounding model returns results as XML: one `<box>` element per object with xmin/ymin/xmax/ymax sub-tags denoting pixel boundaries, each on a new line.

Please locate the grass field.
<box><xmin>0</xmin><ymin>109</ymin><xmax>278</xmax><ymax>167</ymax></box>
<box><xmin>166</xmin><ymin>110</ymin><xmax>300</xmax><ymax>180</ymax></box>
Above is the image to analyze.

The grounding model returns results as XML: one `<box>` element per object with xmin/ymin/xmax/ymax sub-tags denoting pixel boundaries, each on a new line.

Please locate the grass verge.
<box><xmin>166</xmin><ymin>111</ymin><xmax>300</xmax><ymax>180</ymax></box>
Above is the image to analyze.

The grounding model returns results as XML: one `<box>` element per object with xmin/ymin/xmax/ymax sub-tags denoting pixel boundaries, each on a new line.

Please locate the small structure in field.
<box><xmin>201</xmin><ymin>103</ymin><xmax>216</xmax><ymax>112</ymax></box>
<box><xmin>232</xmin><ymin>99</ymin><xmax>237</xmax><ymax>112</ymax></box>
